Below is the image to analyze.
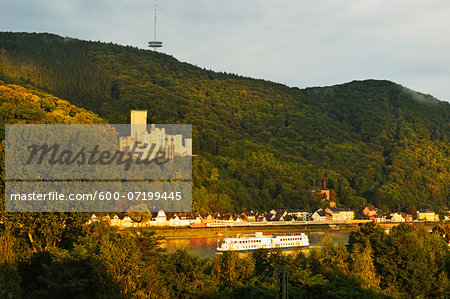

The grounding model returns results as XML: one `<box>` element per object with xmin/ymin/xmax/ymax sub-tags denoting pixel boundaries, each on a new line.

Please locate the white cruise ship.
<box><xmin>217</xmin><ymin>232</ymin><xmax>309</xmax><ymax>252</ymax></box>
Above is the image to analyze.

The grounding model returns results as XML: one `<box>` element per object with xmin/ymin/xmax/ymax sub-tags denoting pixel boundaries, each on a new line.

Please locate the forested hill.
<box><xmin>0</xmin><ymin>32</ymin><xmax>449</xmax><ymax>214</ymax></box>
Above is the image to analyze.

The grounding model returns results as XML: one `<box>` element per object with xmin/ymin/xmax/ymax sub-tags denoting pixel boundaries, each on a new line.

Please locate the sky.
<box><xmin>1</xmin><ymin>0</ymin><xmax>450</xmax><ymax>102</ymax></box>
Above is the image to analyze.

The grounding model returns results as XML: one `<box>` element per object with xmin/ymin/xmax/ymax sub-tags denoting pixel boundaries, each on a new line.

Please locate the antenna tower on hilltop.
<box><xmin>148</xmin><ymin>0</ymin><xmax>163</xmax><ymax>51</ymax></box>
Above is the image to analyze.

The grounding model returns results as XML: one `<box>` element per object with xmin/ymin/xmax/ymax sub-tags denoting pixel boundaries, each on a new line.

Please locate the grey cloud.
<box><xmin>1</xmin><ymin>0</ymin><xmax>449</xmax><ymax>102</ymax></box>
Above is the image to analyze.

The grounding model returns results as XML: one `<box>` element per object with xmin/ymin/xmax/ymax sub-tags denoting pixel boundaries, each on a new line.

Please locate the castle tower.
<box><xmin>131</xmin><ymin>110</ymin><xmax>147</xmax><ymax>140</ymax></box>
<box><xmin>170</xmin><ymin>136</ymin><xmax>175</xmax><ymax>161</ymax></box>
<box><xmin>165</xmin><ymin>135</ymin><xmax>169</xmax><ymax>159</ymax></box>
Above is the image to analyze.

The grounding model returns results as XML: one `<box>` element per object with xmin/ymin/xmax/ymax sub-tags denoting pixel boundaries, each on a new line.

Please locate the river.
<box><xmin>160</xmin><ymin>230</ymin><xmax>351</xmax><ymax>259</ymax></box>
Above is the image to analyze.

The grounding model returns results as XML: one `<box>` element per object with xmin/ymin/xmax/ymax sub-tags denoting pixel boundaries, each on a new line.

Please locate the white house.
<box><xmin>123</xmin><ymin>216</ymin><xmax>134</xmax><ymax>228</ymax></box>
<box><xmin>325</xmin><ymin>208</ymin><xmax>354</xmax><ymax>222</ymax></box>
<box><xmin>169</xmin><ymin>214</ymin><xmax>192</xmax><ymax>227</ymax></box>
<box><xmin>311</xmin><ymin>209</ymin><xmax>330</xmax><ymax>222</ymax></box>
<box><xmin>286</xmin><ymin>210</ymin><xmax>311</xmax><ymax>221</ymax></box>
<box><xmin>390</xmin><ymin>213</ymin><xmax>405</xmax><ymax>222</ymax></box>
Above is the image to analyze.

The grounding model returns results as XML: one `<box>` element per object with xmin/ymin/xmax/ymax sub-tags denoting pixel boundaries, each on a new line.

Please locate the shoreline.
<box><xmin>140</xmin><ymin>223</ymin><xmax>358</xmax><ymax>239</ymax></box>
<box><xmin>130</xmin><ymin>222</ymin><xmax>440</xmax><ymax>240</ymax></box>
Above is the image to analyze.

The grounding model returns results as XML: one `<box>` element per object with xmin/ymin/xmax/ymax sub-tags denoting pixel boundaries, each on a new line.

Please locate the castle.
<box><xmin>119</xmin><ymin>110</ymin><xmax>192</xmax><ymax>160</ymax></box>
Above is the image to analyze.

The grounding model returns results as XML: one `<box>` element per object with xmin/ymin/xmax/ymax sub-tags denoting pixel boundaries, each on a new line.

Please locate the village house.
<box><xmin>286</xmin><ymin>210</ymin><xmax>311</xmax><ymax>221</ymax></box>
<box><xmin>109</xmin><ymin>215</ymin><xmax>121</xmax><ymax>227</ymax></box>
<box><xmin>276</xmin><ymin>210</ymin><xmax>288</xmax><ymax>218</ymax></box>
<box><xmin>311</xmin><ymin>209</ymin><xmax>331</xmax><ymax>222</ymax></box>
<box><xmin>390</xmin><ymin>213</ymin><xmax>405</xmax><ymax>222</ymax></box>
<box><xmin>218</xmin><ymin>213</ymin><xmax>235</xmax><ymax>222</ymax></box>
<box><xmin>308</xmin><ymin>179</ymin><xmax>331</xmax><ymax>202</ymax></box>
<box><xmin>241</xmin><ymin>211</ymin><xmax>258</xmax><ymax>222</ymax></box>
<box><xmin>122</xmin><ymin>216</ymin><xmax>134</xmax><ymax>228</ymax></box>
<box><xmin>363</xmin><ymin>206</ymin><xmax>378</xmax><ymax>217</ymax></box>
<box><xmin>417</xmin><ymin>210</ymin><xmax>439</xmax><ymax>222</ymax></box>
<box><xmin>191</xmin><ymin>214</ymin><xmax>204</xmax><ymax>224</ymax></box>
<box><xmin>325</xmin><ymin>207</ymin><xmax>355</xmax><ymax>222</ymax></box>
<box><xmin>273</xmin><ymin>214</ymin><xmax>285</xmax><ymax>222</ymax></box>
<box><xmin>169</xmin><ymin>214</ymin><xmax>191</xmax><ymax>227</ymax></box>
<box><xmin>259</xmin><ymin>214</ymin><xmax>269</xmax><ymax>222</ymax></box>
<box><xmin>402</xmin><ymin>213</ymin><xmax>414</xmax><ymax>222</ymax></box>
<box><xmin>374</xmin><ymin>214</ymin><xmax>388</xmax><ymax>223</ymax></box>
<box><xmin>139</xmin><ymin>210</ymin><xmax>170</xmax><ymax>226</ymax></box>
<box><xmin>203</xmin><ymin>213</ymin><xmax>221</xmax><ymax>223</ymax></box>
<box><xmin>266</xmin><ymin>210</ymin><xmax>286</xmax><ymax>221</ymax></box>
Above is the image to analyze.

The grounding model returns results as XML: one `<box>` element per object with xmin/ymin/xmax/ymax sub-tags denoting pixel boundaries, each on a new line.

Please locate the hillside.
<box><xmin>0</xmin><ymin>32</ymin><xmax>449</xmax><ymax>214</ymax></box>
<box><xmin>0</xmin><ymin>80</ymin><xmax>106</xmax><ymax>209</ymax></box>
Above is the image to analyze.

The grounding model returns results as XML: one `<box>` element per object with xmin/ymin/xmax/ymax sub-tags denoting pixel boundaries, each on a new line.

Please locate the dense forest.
<box><xmin>0</xmin><ymin>32</ymin><xmax>449</xmax><ymax>298</ymax></box>
<box><xmin>0</xmin><ymin>31</ymin><xmax>449</xmax><ymax>214</ymax></box>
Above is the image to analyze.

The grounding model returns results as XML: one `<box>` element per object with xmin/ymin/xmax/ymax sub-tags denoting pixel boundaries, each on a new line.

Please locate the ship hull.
<box><xmin>216</xmin><ymin>244</ymin><xmax>309</xmax><ymax>252</ymax></box>
<box><xmin>217</xmin><ymin>232</ymin><xmax>309</xmax><ymax>252</ymax></box>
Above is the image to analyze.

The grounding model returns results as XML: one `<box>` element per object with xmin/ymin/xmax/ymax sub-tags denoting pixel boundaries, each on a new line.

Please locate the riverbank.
<box><xmin>130</xmin><ymin>222</ymin><xmax>440</xmax><ymax>239</ymax></box>
<box><xmin>138</xmin><ymin>223</ymin><xmax>358</xmax><ymax>239</ymax></box>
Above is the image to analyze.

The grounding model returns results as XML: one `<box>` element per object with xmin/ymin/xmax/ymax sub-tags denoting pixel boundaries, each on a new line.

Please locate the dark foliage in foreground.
<box><xmin>1</xmin><ymin>218</ymin><xmax>449</xmax><ymax>298</ymax></box>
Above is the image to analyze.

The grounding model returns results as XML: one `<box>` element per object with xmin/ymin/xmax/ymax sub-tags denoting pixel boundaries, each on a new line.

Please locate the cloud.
<box><xmin>1</xmin><ymin>0</ymin><xmax>449</xmax><ymax>101</ymax></box>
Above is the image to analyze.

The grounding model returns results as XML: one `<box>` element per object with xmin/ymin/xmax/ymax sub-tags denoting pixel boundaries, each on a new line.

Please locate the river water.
<box><xmin>160</xmin><ymin>230</ymin><xmax>350</xmax><ymax>259</ymax></box>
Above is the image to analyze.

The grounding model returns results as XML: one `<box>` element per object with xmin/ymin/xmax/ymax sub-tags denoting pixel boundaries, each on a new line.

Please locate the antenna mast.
<box><xmin>148</xmin><ymin>0</ymin><xmax>163</xmax><ymax>51</ymax></box>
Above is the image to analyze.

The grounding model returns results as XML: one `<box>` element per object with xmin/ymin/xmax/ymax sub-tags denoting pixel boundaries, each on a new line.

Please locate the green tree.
<box><xmin>349</xmin><ymin>242</ymin><xmax>380</xmax><ymax>288</ymax></box>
